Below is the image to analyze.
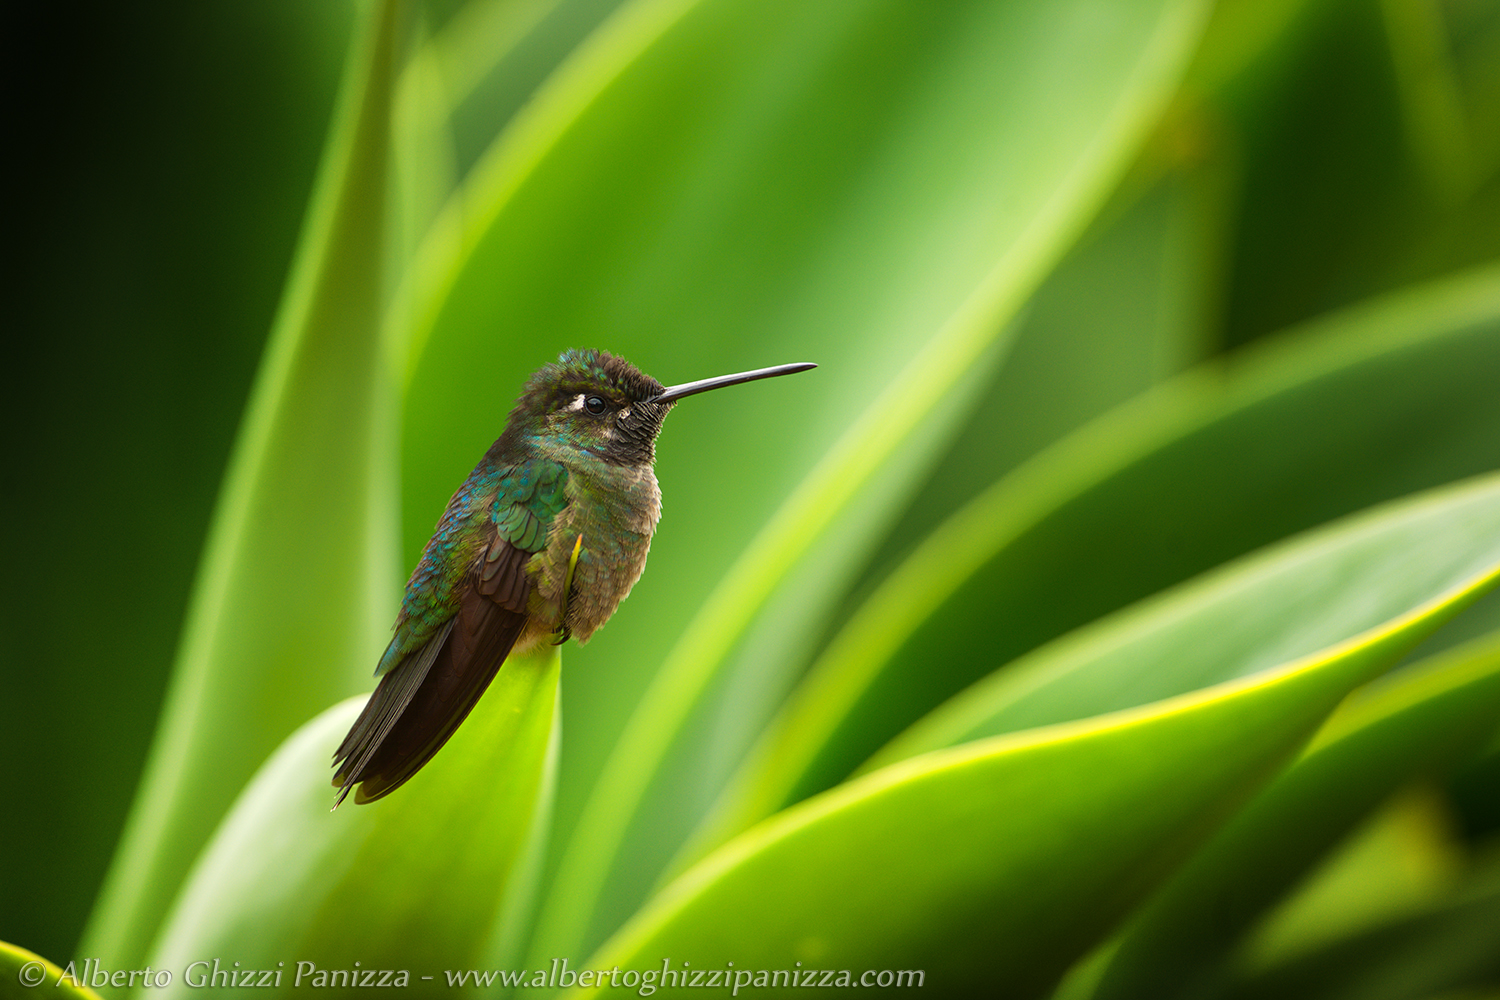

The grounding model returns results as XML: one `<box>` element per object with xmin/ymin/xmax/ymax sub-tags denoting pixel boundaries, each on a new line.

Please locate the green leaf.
<box><xmin>1179</xmin><ymin>0</ymin><xmax>1316</xmax><ymax>96</ymax></box>
<box><xmin>1215</xmin><ymin>854</ymin><xmax>1500</xmax><ymax>1000</ymax></box>
<box><xmin>142</xmin><ymin>645</ymin><xmax>559</xmax><ymax>994</ymax></box>
<box><xmin>734</xmin><ymin>263</ymin><xmax>1500</xmax><ymax>832</ymax></box>
<box><xmin>587</xmin><ymin>473</ymin><xmax>1500</xmax><ymax>996</ymax></box>
<box><xmin>1092</xmin><ymin>628</ymin><xmax>1500</xmax><ymax>999</ymax></box>
<box><xmin>677</xmin><ymin>109</ymin><xmax>1234</xmax><ymax>870</ymax></box>
<box><xmin>1236</xmin><ymin>787</ymin><xmax>1465</xmax><ymax>975</ymax></box>
<box><xmin>385</xmin><ymin>0</ymin><xmax>1216</xmax><ymax>960</ymax></box>
<box><xmin>80</xmin><ymin>1</ymin><xmax>403</xmax><ymax>968</ymax></box>
<box><xmin>415</xmin><ymin>0</ymin><xmax>569</xmax><ymax>116</ymax></box>
<box><xmin>423</xmin><ymin>0</ymin><xmax>626</xmax><ymax>182</ymax></box>
<box><xmin>868</xmin><ymin>484</ymin><xmax>1500</xmax><ymax>767</ymax></box>
<box><xmin>390</xmin><ymin>0</ymin><xmax>616</xmax><ymax>292</ymax></box>
<box><xmin>1381</xmin><ymin>0</ymin><xmax>1476</xmax><ymax>205</ymax></box>
<box><xmin>825</xmin><ymin>103</ymin><xmax>1233</xmax><ymax>652</ymax></box>
<box><xmin>0</xmin><ymin>941</ymin><xmax>105</xmax><ymax>1000</ymax></box>
<box><xmin>1205</xmin><ymin>0</ymin><xmax>1500</xmax><ymax>349</ymax></box>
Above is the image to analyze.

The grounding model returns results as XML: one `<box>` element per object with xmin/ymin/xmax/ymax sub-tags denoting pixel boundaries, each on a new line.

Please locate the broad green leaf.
<box><xmin>868</xmin><ymin>485</ymin><xmax>1500</xmax><ymax>767</ymax></box>
<box><xmin>143</xmin><ymin>646</ymin><xmax>559</xmax><ymax>998</ymax></box>
<box><xmin>740</xmin><ymin>264</ymin><xmax>1500</xmax><ymax>830</ymax></box>
<box><xmin>385</xmin><ymin>0</ymin><xmax>1216</xmax><ymax>960</ymax></box>
<box><xmin>827</xmin><ymin>106</ymin><xmax>1231</xmax><ymax>644</ymax></box>
<box><xmin>80</xmin><ymin>2</ymin><xmax>402</xmax><ymax>968</ymax></box>
<box><xmin>0</xmin><ymin>941</ymin><xmax>104</xmax><ymax>1000</ymax></box>
<box><xmin>1091</xmin><ymin>628</ymin><xmax>1500</xmax><ymax>1000</ymax></box>
<box><xmin>676</xmin><ymin>120</ymin><xmax>1231</xmax><ymax>874</ymax></box>
<box><xmin>588</xmin><ymin>473</ymin><xmax>1500</xmax><ymax>996</ymax></box>
<box><xmin>685</xmin><ymin>91</ymin><xmax>1236</xmax><ymax>812</ymax></box>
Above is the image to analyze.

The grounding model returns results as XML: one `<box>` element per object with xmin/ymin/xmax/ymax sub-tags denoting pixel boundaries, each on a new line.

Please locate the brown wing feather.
<box><xmin>477</xmin><ymin>532</ymin><xmax>531</xmax><ymax>613</ymax></box>
<box><xmin>333</xmin><ymin>535</ymin><xmax>535</xmax><ymax>806</ymax></box>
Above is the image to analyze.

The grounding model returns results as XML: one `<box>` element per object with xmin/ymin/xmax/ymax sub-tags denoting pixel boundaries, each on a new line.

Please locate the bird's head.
<box><xmin>499</xmin><ymin>348</ymin><xmax>816</xmax><ymax>467</ymax></box>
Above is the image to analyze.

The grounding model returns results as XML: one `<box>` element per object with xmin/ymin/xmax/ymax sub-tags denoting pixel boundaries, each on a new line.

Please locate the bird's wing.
<box><xmin>332</xmin><ymin>460</ymin><xmax>569</xmax><ymax>805</ymax></box>
<box><xmin>478</xmin><ymin>459</ymin><xmax>568</xmax><ymax>611</ymax></box>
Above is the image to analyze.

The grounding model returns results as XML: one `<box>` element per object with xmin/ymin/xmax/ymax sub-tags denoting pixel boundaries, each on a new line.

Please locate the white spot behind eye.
<box><xmin>567</xmin><ymin>394</ymin><xmax>587</xmax><ymax>412</ymax></box>
<box><xmin>618</xmin><ymin>407</ymin><xmax>631</xmax><ymax>421</ymax></box>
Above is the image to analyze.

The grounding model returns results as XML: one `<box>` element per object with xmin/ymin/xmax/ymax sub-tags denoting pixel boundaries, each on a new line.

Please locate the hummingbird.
<box><xmin>332</xmin><ymin>349</ymin><xmax>815</xmax><ymax>805</ymax></box>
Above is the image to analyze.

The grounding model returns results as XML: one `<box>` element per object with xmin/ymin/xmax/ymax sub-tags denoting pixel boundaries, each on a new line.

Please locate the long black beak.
<box><xmin>647</xmin><ymin>362</ymin><xmax>817</xmax><ymax>404</ymax></box>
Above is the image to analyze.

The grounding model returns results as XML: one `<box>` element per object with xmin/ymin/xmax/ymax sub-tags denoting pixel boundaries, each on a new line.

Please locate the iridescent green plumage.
<box><xmin>374</xmin><ymin>459</ymin><xmax>569</xmax><ymax>679</ymax></box>
<box><xmin>332</xmin><ymin>349</ymin><xmax>814</xmax><ymax>806</ymax></box>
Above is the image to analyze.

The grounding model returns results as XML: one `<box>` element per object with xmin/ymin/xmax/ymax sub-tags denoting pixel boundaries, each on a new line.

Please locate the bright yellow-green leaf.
<box><xmin>1092</xmin><ymin>628</ymin><xmax>1500</xmax><ymax>1000</ymax></box>
<box><xmin>588</xmin><ymin>473</ymin><xmax>1500</xmax><ymax>996</ymax></box>
<box><xmin>869</xmin><ymin>481</ymin><xmax>1500</xmax><ymax>767</ymax></box>
<box><xmin>1</xmin><ymin>941</ymin><xmax>104</xmax><ymax>1000</ymax></box>
<box><xmin>143</xmin><ymin>646</ymin><xmax>559</xmax><ymax>997</ymax></box>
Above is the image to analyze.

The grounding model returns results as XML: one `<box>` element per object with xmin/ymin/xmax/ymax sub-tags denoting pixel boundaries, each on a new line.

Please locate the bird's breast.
<box><xmin>530</xmin><ymin>463</ymin><xmax>662</xmax><ymax>645</ymax></box>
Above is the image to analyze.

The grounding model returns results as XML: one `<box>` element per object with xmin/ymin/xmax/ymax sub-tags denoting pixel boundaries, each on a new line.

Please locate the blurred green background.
<box><xmin>2</xmin><ymin>2</ymin><xmax>356</xmax><ymax>959</ymax></box>
<box><xmin>5</xmin><ymin>0</ymin><xmax>1500</xmax><ymax>994</ymax></box>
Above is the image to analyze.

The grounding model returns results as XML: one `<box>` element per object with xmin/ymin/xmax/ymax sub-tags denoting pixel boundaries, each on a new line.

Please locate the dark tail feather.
<box><xmin>332</xmin><ymin>587</ymin><xmax>526</xmax><ymax>806</ymax></box>
<box><xmin>332</xmin><ymin>618</ymin><xmax>454</xmax><ymax>805</ymax></box>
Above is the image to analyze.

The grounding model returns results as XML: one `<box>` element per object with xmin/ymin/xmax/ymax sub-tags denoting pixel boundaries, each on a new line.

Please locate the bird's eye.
<box><xmin>585</xmin><ymin>396</ymin><xmax>608</xmax><ymax>415</ymax></box>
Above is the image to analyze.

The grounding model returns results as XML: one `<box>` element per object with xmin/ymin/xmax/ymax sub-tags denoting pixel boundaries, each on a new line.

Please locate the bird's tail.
<box><xmin>332</xmin><ymin>588</ymin><xmax>526</xmax><ymax>806</ymax></box>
